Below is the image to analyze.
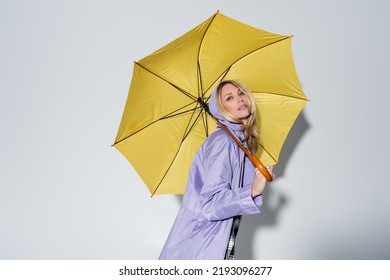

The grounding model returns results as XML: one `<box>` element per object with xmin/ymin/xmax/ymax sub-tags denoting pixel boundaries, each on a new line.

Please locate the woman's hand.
<box><xmin>251</xmin><ymin>165</ymin><xmax>275</xmax><ymax>198</ymax></box>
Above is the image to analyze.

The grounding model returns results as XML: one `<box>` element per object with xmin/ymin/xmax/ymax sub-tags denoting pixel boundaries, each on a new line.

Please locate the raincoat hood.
<box><xmin>208</xmin><ymin>82</ymin><xmax>244</xmax><ymax>138</ymax></box>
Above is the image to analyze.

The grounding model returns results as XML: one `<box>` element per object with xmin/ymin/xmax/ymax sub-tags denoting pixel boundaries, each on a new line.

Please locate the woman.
<box><xmin>159</xmin><ymin>80</ymin><xmax>274</xmax><ymax>260</ymax></box>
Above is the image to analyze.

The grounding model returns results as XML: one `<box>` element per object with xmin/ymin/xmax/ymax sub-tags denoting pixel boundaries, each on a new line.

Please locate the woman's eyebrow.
<box><xmin>222</xmin><ymin>92</ymin><xmax>233</xmax><ymax>98</ymax></box>
<box><xmin>223</xmin><ymin>89</ymin><xmax>240</xmax><ymax>97</ymax></box>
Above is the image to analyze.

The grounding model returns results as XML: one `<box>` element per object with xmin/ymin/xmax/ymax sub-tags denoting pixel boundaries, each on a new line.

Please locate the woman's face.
<box><xmin>220</xmin><ymin>83</ymin><xmax>251</xmax><ymax>121</ymax></box>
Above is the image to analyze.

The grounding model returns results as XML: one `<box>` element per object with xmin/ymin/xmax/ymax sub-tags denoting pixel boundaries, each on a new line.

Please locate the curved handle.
<box><xmin>248</xmin><ymin>154</ymin><xmax>273</xmax><ymax>182</ymax></box>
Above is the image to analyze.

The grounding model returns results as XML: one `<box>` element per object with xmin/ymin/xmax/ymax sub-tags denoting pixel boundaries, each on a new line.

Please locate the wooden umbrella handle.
<box><xmin>214</xmin><ymin>118</ymin><xmax>273</xmax><ymax>182</ymax></box>
<box><xmin>247</xmin><ymin>153</ymin><xmax>273</xmax><ymax>182</ymax></box>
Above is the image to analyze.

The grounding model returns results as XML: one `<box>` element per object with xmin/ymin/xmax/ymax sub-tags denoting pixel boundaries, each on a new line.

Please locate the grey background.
<box><xmin>1</xmin><ymin>0</ymin><xmax>389</xmax><ymax>259</ymax></box>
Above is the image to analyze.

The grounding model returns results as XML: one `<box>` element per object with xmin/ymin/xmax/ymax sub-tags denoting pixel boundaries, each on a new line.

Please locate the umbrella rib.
<box><xmin>161</xmin><ymin>107</ymin><xmax>200</xmax><ymax>120</ymax></box>
<box><xmin>135</xmin><ymin>61</ymin><xmax>196</xmax><ymax>101</ymax></box>
<box><xmin>253</xmin><ymin>91</ymin><xmax>308</xmax><ymax>101</ymax></box>
<box><xmin>202</xmin><ymin>68</ymin><xmax>230</xmax><ymax>98</ymax></box>
<box><xmin>151</xmin><ymin>147</ymin><xmax>180</xmax><ymax>196</ymax></box>
<box><xmin>197</xmin><ymin>12</ymin><xmax>219</xmax><ymax>99</ymax></box>
<box><xmin>113</xmin><ymin>101</ymin><xmax>197</xmax><ymax>146</ymax></box>
<box><xmin>161</xmin><ymin>100</ymin><xmax>200</xmax><ymax>119</ymax></box>
<box><xmin>228</xmin><ymin>36</ymin><xmax>293</xmax><ymax>74</ymax></box>
<box><xmin>181</xmin><ymin>103</ymin><xmax>203</xmax><ymax>142</ymax></box>
<box><xmin>218</xmin><ymin>68</ymin><xmax>230</xmax><ymax>86</ymax></box>
<box><xmin>258</xmin><ymin>143</ymin><xmax>278</xmax><ymax>164</ymax></box>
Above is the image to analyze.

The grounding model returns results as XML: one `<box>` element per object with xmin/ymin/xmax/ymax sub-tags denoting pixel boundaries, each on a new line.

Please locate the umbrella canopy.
<box><xmin>113</xmin><ymin>12</ymin><xmax>308</xmax><ymax>196</ymax></box>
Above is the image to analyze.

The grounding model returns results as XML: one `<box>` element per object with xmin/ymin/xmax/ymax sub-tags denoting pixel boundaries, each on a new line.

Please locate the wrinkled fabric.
<box><xmin>159</xmin><ymin>83</ymin><xmax>262</xmax><ymax>260</ymax></box>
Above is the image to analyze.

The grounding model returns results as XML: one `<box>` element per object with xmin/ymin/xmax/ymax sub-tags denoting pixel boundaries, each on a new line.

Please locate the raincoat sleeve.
<box><xmin>199</xmin><ymin>134</ymin><xmax>261</xmax><ymax>221</ymax></box>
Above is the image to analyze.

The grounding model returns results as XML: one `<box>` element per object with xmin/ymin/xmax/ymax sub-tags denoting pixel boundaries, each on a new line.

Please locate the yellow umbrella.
<box><xmin>113</xmin><ymin>11</ymin><xmax>308</xmax><ymax>196</ymax></box>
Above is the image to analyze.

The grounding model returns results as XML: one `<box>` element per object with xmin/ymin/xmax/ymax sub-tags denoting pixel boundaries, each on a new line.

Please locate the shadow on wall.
<box><xmin>236</xmin><ymin>111</ymin><xmax>311</xmax><ymax>260</ymax></box>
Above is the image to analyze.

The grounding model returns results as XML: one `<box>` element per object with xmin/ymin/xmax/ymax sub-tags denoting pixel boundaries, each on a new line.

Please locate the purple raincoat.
<box><xmin>159</xmin><ymin>84</ymin><xmax>262</xmax><ymax>260</ymax></box>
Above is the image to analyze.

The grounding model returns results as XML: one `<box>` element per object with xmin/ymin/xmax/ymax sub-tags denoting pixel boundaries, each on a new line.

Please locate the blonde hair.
<box><xmin>216</xmin><ymin>80</ymin><xmax>259</xmax><ymax>154</ymax></box>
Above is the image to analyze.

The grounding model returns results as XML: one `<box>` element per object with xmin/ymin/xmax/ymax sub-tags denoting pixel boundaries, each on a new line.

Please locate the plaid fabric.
<box><xmin>224</xmin><ymin>215</ymin><xmax>242</xmax><ymax>260</ymax></box>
